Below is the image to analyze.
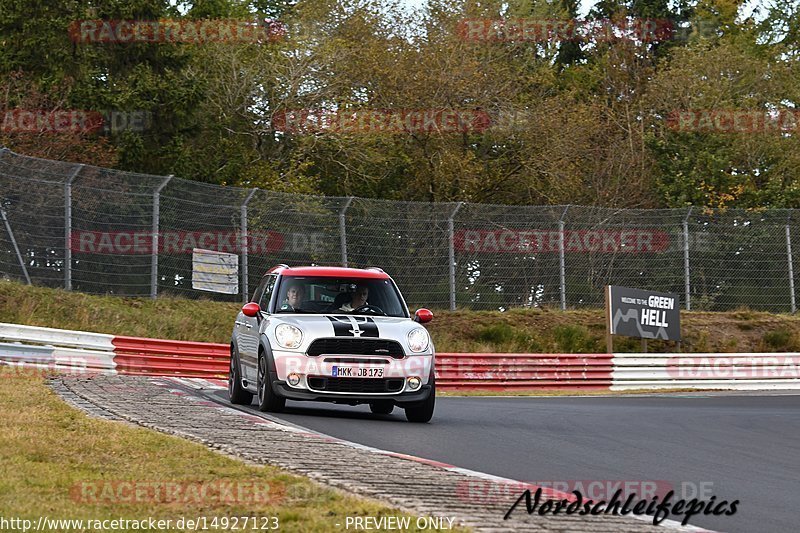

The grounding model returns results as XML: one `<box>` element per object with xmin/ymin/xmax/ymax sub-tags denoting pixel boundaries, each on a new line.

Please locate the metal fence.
<box><xmin>0</xmin><ymin>146</ymin><xmax>797</xmax><ymax>312</ymax></box>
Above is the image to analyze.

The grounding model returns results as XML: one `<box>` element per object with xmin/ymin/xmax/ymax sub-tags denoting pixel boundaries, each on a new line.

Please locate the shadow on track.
<box><xmin>209</xmin><ymin>389</ymin><xmax>408</xmax><ymax>423</ymax></box>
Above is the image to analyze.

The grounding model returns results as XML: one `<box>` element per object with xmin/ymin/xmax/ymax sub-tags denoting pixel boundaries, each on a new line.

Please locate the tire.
<box><xmin>228</xmin><ymin>346</ymin><xmax>253</xmax><ymax>405</ymax></box>
<box><xmin>404</xmin><ymin>375</ymin><xmax>435</xmax><ymax>423</ymax></box>
<box><xmin>369</xmin><ymin>401</ymin><xmax>394</xmax><ymax>415</ymax></box>
<box><xmin>257</xmin><ymin>351</ymin><xmax>285</xmax><ymax>413</ymax></box>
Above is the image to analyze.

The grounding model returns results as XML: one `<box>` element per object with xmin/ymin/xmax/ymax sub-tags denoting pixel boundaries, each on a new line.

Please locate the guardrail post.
<box><xmin>150</xmin><ymin>175</ymin><xmax>173</xmax><ymax>299</ymax></box>
<box><xmin>1</xmin><ymin>207</ymin><xmax>30</xmax><ymax>284</ymax></box>
<box><xmin>448</xmin><ymin>202</ymin><xmax>464</xmax><ymax>311</ymax></box>
<box><xmin>683</xmin><ymin>207</ymin><xmax>693</xmax><ymax>311</ymax></box>
<box><xmin>241</xmin><ymin>188</ymin><xmax>258</xmax><ymax>303</ymax></box>
<box><xmin>787</xmin><ymin>212</ymin><xmax>796</xmax><ymax>313</ymax></box>
<box><xmin>339</xmin><ymin>197</ymin><xmax>354</xmax><ymax>267</ymax></box>
<box><xmin>64</xmin><ymin>164</ymin><xmax>84</xmax><ymax>291</ymax></box>
<box><xmin>559</xmin><ymin>205</ymin><xmax>570</xmax><ymax>311</ymax></box>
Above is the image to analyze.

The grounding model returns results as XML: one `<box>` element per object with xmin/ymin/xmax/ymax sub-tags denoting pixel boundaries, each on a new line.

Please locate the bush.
<box><xmin>474</xmin><ymin>323</ymin><xmax>518</xmax><ymax>345</ymax></box>
<box><xmin>762</xmin><ymin>329</ymin><xmax>798</xmax><ymax>351</ymax></box>
<box><xmin>552</xmin><ymin>325</ymin><xmax>600</xmax><ymax>353</ymax></box>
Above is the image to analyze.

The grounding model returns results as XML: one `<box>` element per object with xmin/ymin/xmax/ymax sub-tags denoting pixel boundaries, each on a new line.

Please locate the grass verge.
<box><xmin>0</xmin><ymin>369</ymin><xmax>468</xmax><ymax>532</ymax></box>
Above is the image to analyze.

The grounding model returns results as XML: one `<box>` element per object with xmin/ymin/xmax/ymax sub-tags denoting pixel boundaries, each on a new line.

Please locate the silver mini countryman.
<box><xmin>229</xmin><ymin>265</ymin><xmax>435</xmax><ymax>422</ymax></box>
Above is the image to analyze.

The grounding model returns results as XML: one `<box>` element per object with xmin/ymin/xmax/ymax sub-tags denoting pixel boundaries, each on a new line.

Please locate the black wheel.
<box><xmin>228</xmin><ymin>346</ymin><xmax>253</xmax><ymax>405</ymax></box>
<box><xmin>369</xmin><ymin>401</ymin><xmax>394</xmax><ymax>415</ymax></box>
<box><xmin>405</xmin><ymin>376</ymin><xmax>435</xmax><ymax>423</ymax></box>
<box><xmin>257</xmin><ymin>352</ymin><xmax>285</xmax><ymax>413</ymax></box>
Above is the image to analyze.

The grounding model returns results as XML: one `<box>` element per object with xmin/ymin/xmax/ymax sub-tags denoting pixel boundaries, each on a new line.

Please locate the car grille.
<box><xmin>306</xmin><ymin>338</ymin><xmax>405</xmax><ymax>359</ymax></box>
<box><xmin>307</xmin><ymin>376</ymin><xmax>405</xmax><ymax>393</ymax></box>
<box><xmin>323</xmin><ymin>357</ymin><xmax>391</xmax><ymax>365</ymax></box>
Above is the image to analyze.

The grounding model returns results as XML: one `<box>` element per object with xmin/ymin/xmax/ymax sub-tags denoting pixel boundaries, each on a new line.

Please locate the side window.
<box><xmin>251</xmin><ymin>276</ymin><xmax>270</xmax><ymax>304</ymax></box>
<box><xmin>259</xmin><ymin>275</ymin><xmax>277</xmax><ymax>311</ymax></box>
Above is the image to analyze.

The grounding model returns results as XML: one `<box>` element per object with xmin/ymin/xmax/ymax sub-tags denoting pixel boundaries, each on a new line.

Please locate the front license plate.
<box><xmin>332</xmin><ymin>366</ymin><xmax>384</xmax><ymax>378</ymax></box>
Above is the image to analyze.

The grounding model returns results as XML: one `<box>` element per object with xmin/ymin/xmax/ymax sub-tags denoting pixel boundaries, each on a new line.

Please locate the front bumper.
<box><xmin>272</xmin><ymin>380</ymin><xmax>433</xmax><ymax>406</ymax></box>
<box><xmin>272</xmin><ymin>350</ymin><xmax>433</xmax><ymax>388</ymax></box>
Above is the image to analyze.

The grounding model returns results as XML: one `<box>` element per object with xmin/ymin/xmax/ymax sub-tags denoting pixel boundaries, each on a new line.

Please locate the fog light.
<box><xmin>407</xmin><ymin>376</ymin><xmax>421</xmax><ymax>390</ymax></box>
<box><xmin>287</xmin><ymin>373</ymin><xmax>301</xmax><ymax>386</ymax></box>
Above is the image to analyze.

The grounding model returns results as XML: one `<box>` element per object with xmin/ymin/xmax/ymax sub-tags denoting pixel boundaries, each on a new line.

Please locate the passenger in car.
<box><xmin>280</xmin><ymin>281</ymin><xmax>305</xmax><ymax>311</ymax></box>
<box><xmin>339</xmin><ymin>284</ymin><xmax>369</xmax><ymax>311</ymax></box>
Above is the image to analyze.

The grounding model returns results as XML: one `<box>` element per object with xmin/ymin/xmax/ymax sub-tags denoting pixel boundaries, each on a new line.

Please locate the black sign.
<box><xmin>607</xmin><ymin>286</ymin><xmax>681</xmax><ymax>341</ymax></box>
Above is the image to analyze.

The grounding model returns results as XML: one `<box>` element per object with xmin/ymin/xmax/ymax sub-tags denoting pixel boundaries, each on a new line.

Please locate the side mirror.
<box><xmin>414</xmin><ymin>308</ymin><xmax>433</xmax><ymax>324</ymax></box>
<box><xmin>242</xmin><ymin>302</ymin><xmax>261</xmax><ymax>317</ymax></box>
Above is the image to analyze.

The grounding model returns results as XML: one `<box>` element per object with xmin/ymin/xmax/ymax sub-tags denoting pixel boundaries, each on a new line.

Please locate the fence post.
<box><xmin>559</xmin><ymin>205</ymin><xmax>570</xmax><ymax>310</ymax></box>
<box><xmin>448</xmin><ymin>202</ymin><xmax>464</xmax><ymax>311</ymax></box>
<box><xmin>787</xmin><ymin>212</ymin><xmax>796</xmax><ymax>313</ymax></box>
<box><xmin>339</xmin><ymin>197</ymin><xmax>354</xmax><ymax>267</ymax></box>
<box><xmin>0</xmin><ymin>148</ymin><xmax>29</xmax><ymax>285</ymax></box>
<box><xmin>683</xmin><ymin>207</ymin><xmax>693</xmax><ymax>311</ymax></box>
<box><xmin>241</xmin><ymin>188</ymin><xmax>258</xmax><ymax>303</ymax></box>
<box><xmin>150</xmin><ymin>175</ymin><xmax>173</xmax><ymax>299</ymax></box>
<box><xmin>64</xmin><ymin>164</ymin><xmax>84</xmax><ymax>291</ymax></box>
<box><xmin>0</xmin><ymin>207</ymin><xmax>30</xmax><ymax>285</ymax></box>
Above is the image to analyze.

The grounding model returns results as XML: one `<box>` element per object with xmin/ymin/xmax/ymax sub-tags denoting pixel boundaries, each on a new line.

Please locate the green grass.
<box><xmin>4</xmin><ymin>280</ymin><xmax>800</xmax><ymax>353</ymax></box>
<box><xmin>760</xmin><ymin>328</ymin><xmax>800</xmax><ymax>351</ymax></box>
<box><xmin>0</xmin><ymin>281</ymin><xmax>240</xmax><ymax>343</ymax></box>
<box><xmin>0</xmin><ymin>369</ymin><xmax>468</xmax><ymax>532</ymax></box>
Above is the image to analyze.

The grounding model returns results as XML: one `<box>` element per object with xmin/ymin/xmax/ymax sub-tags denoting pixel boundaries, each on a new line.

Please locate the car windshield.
<box><xmin>274</xmin><ymin>276</ymin><xmax>407</xmax><ymax>317</ymax></box>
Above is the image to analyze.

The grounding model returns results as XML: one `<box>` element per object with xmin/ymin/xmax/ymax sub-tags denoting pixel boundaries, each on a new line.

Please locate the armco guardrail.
<box><xmin>611</xmin><ymin>353</ymin><xmax>800</xmax><ymax>390</ymax></box>
<box><xmin>0</xmin><ymin>322</ymin><xmax>115</xmax><ymax>351</ymax></box>
<box><xmin>2</xmin><ymin>323</ymin><xmax>800</xmax><ymax>390</ymax></box>
<box><xmin>112</xmin><ymin>336</ymin><xmax>229</xmax><ymax>379</ymax></box>
<box><xmin>436</xmin><ymin>353</ymin><xmax>613</xmax><ymax>390</ymax></box>
<box><xmin>0</xmin><ymin>323</ymin><xmax>226</xmax><ymax>378</ymax></box>
<box><xmin>0</xmin><ymin>323</ymin><xmax>117</xmax><ymax>372</ymax></box>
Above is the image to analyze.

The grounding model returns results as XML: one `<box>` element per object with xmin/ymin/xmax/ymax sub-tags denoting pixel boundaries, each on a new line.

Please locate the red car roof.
<box><xmin>275</xmin><ymin>266</ymin><xmax>391</xmax><ymax>279</ymax></box>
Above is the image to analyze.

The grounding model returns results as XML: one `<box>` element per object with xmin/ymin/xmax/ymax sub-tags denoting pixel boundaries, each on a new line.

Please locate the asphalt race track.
<box><xmin>208</xmin><ymin>390</ymin><xmax>800</xmax><ymax>533</ymax></box>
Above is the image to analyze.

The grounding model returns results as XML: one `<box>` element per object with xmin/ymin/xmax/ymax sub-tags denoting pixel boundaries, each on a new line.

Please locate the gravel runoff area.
<box><xmin>50</xmin><ymin>375</ymin><xmax>679</xmax><ymax>533</ymax></box>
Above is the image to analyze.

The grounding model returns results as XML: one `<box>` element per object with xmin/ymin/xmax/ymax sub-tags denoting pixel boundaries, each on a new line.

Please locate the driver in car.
<box><xmin>279</xmin><ymin>281</ymin><xmax>305</xmax><ymax>311</ymax></box>
<box><xmin>339</xmin><ymin>284</ymin><xmax>369</xmax><ymax>312</ymax></box>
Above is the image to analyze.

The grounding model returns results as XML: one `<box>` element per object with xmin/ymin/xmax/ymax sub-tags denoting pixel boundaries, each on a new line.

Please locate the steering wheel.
<box><xmin>352</xmin><ymin>304</ymin><xmax>385</xmax><ymax>315</ymax></box>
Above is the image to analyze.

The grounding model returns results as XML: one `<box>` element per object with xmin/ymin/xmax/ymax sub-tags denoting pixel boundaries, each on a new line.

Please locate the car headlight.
<box><xmin>275</xmin><ymin>324</ymin><xmax>303</xmax><ymax>349</ymax></box>
<box><xmin>407</xmin><ymin>328</ymin><xmax>429</xmax><ymax>353</ymax></box>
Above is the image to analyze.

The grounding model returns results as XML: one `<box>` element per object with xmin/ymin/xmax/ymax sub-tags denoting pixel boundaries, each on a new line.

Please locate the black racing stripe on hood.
<box><xmin>326</xmin><ymin>316</ymin><xmax>380</xmax><ymax>337</ymax></box>
<box><xmin>356</xmin><ymin>317</ymin><xmax>379</xmax><ymax>338</ymax></box>
<box><xmin>327</xmin><ymin>315</ymin><xmax>353</xmax><ymax>336</ymax></box>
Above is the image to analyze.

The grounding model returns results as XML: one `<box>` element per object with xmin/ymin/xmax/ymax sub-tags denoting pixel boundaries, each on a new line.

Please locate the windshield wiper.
<box><xmin>274</xmin><ymin>308</ymin><xmax>314</xmax><ymax>314</ymax></box>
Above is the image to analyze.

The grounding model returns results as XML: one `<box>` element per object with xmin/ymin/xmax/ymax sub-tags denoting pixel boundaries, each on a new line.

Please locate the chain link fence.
<box><xmin>0</xmin><ymin>146</ymin><xmax>797</xmax><ymax>312</ymax></box>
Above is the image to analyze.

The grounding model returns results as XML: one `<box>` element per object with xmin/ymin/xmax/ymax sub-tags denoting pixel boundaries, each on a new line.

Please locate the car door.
<box><xmin>238</xmin><ymin>274</ymin><xmax>276</xmax><ymax>382</ymax></box>
<box><xmin>234</xmin><ymin>279</ymin><xmax>262</xmax><ymax>384</ymax></box>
